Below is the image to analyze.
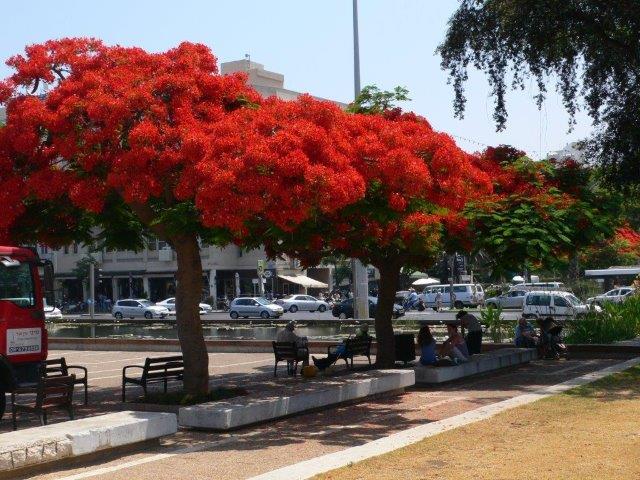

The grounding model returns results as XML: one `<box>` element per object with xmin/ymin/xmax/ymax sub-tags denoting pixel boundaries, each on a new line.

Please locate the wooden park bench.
<box><xmin>328</xmin><ymin>336</ymin><xmax>372</xmax><ymax>369</ymax></box>
<box><xmin>41</xmin><ymin>357</ymin><xmax>89</xmax><ymax>405</ymax></box>
<box><xmin>11</xmin><ymin>375</ymin><xmax>75</xmax><ymax>430</ymax></box>
<box><xmin>272</xmin><ymin>341</ymin><xmax>309</xmax><ymax>376</ymax></box>
<box><xmin>122</xmin><ymin>355</ymin><xmax>184</xmax><ymax>401</ymax></box>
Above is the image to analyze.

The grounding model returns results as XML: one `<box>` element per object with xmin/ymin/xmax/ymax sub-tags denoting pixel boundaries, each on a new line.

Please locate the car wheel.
<box><xmin>144</xmin><ymin>311</ymin><xmax>153</xmax><ymax>319</ymax></box>
<box><xmin>289</xmin><ymin>305</ymin><xmax>298</xmax><ymax>313</ymax></box>
<box><xmin>114</xmin><ymin>312</ymin><xmax>123</xmax><ymax>320</ymax></box>
<box><xmin>338</xmin><ymin>312</ymin><xmax>347</xmax><ymax>320</ymax></box>
<box><xmin>260</xmin><ymin>311</ymin><xmax>270</xmax><ymax>319</ymax></box>
<box><xmin>454</xmin><ymin>301</ymin><xmax>464</xmax><ymax>309</ymax></box>
<box><xmin>318</xmin><ymin>305</ymin><xmax>327</xmax><ymax>313</ymax></box>
<box><xmin>486</xmin><ymin>302</ymin><xmax>498</xmax><ymax>309</ymax></box>
<box><xmin>230</xmin><ymin>311</ymin><xmax>239</xmax><ymax>319</ymax></box>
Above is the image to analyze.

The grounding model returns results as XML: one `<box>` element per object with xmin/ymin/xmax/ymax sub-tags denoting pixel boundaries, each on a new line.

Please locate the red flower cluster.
<box><xmin>0</xmin><ymin>38</ymin><xmax>494</xmax><ymax>262</ymax></box>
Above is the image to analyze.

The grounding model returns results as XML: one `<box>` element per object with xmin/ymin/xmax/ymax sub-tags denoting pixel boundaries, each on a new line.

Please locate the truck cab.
<box><xmin>0</xmin><ymin>246</ymin><xmax>52</xmax><ymax>418</ymax></box>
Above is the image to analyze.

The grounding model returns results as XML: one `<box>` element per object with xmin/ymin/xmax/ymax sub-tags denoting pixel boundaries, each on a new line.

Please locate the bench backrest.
<box><xmin>142</xmin><ymin>355</ymin><xmax>184</xmax><ymax>380</ymax></box>
<box><xmin>344</xmin><ymin>336</ymin><xmax>372</xmax><ymax>355</ymax></box>
<box><xmin>41</xmin><ymin>357</ymin><xmax>69</xmax><ymax>377</ymax></box>
<box><xmin>272</xmin><ymin>341</ymin><xmax>301</xmax><ymax>360</ymax></box>
<box><xmin>36</xmin><ymin>375</ymin><xmax>75</xmax><ymax>408</ymax></box>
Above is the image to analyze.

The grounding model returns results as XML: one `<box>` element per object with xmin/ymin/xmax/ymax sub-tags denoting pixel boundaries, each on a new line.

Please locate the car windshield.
<box><xmin>0</xmin><ymin>262</ymin><xmax>35</xmax><ymax>308</ymax></box>
<box><xmin>256</xmin><ymin>298</ymin><xmax>272</xmax><ymax>305</ymax></box>
<box><xmin>139</xmin><ymin>300</ymin><xmax>153</xmax><ymax>307</ymax></box>
<box><xmin>566</xmin><ymin>295</ymin><xmax>581</xmax><ymax>306</ymax></box>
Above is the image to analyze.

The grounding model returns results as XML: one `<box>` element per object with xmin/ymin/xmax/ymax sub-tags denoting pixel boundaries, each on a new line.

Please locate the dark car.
<box><xmin>332</xmin><ymin>297</ymin><xmax>405</xmax><ymax>319</ymax></box>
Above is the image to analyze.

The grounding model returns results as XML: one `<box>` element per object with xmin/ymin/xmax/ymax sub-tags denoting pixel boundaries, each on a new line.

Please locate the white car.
<box><xmin>485</xmin><ymin>289</ymin><xmax>528</xmax><ymax>309</ymax></box>
<box><xmin>229</xmin><ymin>297</ymin><xmax>284</xmax><ymax>319</ymax></box>
<box><xmin>587</xmin><ymin>287</ymin><xmax>635</xmax><ymax>306</ymax></box>
<box><xmin>156</xmin><ymin>297</ymin><xmax>213</xmax><ymax>314</ymax></box>
<box><xmin>522</xmin><ymin>291</ymin><xmax>600</xmax><ymax>320</ymax></box>
<box><xmin>43</xmin><ymin>299</ymin><xmax>63</xmax><ymax>320</ymax></box>
<box><xmin>112</xmin><ymin>299</ymin><xmax>170</xmax><ymax>320</ymax></box>
<box><xmin>419</xmin><ymin>284</ymin><xmax>485</xmax><ymax>308</ymax></box>
<box><xmin>274</xmin><ymin>294</ymin><xmax>330</xmax><ymax>313</ymax></box>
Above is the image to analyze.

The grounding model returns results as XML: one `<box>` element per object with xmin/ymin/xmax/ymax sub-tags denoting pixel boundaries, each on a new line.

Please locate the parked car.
<box><xmin>229</xmin><ymin>297</ymin><xmax>284</xmax><ymax>319</ymax></box>
<box><xmin>522</xmin><ymin>291</ymin><xmax>599</xmax><ymax>320</ymax></box>
<box><xmin>587</xmin><ymin>287</ymin><xmax>635</xmax><ymax>306</ymax></box>
<box><xmin>112</xmin><ymin>299</ymin><xmax>170</xmax><ymax>320</ymax></box>
<box><xmin>156</xmin><ymin>297</ymin><xmax>213</xmax><ymax>314</ymax></box>
<box><xmin>331</xmin><ymin>297</ymin><xmax>405</xmax><ymax>319</ymax></box>
<box><xmin>418</xmin><ymin>284</ymin><xmax>484</xmax><ymax>308</ymax></box>
<box><xmin>274</xmin><ymin>294</ymin><xmax>330</xmax><ymax>313</ymax></box>
<box><xmin>43</xmin><ymin>298</ymin><xmax>63</xmax><ymax>320</ymax></box>
<box><xmin>485</xmin><ymin>289</ymin><xmax>528</xmax><ymax>309</ymax></box>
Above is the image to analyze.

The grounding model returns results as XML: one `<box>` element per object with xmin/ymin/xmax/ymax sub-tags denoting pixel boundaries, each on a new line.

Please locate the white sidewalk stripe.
<box><xmin>249</xmin><ymin>357</ymin><xmax>640</xmax><ymax>480</ymax></box>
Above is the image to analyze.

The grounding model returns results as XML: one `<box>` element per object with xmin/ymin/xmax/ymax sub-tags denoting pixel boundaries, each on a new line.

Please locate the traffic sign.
<box><xmin>263</xmin><ymin>270</ymin><xmax>273</xmax><ymax>278</ymax></box>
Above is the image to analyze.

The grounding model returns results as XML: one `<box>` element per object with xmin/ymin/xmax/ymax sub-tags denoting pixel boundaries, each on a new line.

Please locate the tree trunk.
<box><xmin>374</xmin><ymin>259</ymin><xmax>401</xmax><ymax>368</ymax></box>
<box><xmin>173</xmin><ymin>235</ymin><xmax>209</xmax><ymax>395</ymax></box>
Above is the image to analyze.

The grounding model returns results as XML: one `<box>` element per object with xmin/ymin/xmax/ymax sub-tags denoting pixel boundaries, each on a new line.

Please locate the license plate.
<box><xmin>7</xmin><ymin>328</ymin><xmax>42</xmax><ymax>355</ymax></box>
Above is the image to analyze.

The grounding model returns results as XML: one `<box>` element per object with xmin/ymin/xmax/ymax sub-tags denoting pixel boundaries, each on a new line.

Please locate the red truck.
<box><xmin>0</xmin><ymin>246</ymin><xmax>53</xmax><ymax>419</ymax></box>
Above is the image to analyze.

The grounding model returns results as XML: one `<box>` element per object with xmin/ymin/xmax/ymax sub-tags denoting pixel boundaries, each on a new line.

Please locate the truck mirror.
<box><xmin>43</xmin><ymin>261</ymin><xmax>55</xmax><ymax>306</ymax></box>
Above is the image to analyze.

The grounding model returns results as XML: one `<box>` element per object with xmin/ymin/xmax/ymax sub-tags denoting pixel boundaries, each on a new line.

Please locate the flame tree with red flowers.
<box><xmin>216</xmin><ymin>91</ymin><xmax>494</xmax><ymax>367</ymax></box>
<box><xmin>0</xmin><ymin>39</ymin><xmax>367</xmax><ymax>394</ymax></box>
<box><xmin>467</xmin><ymin>146</ymin><xmax>617</xmax><ymax>280</ymax></box>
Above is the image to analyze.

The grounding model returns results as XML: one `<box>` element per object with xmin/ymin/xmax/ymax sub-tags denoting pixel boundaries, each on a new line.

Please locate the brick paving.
<box><xmin>3</xmin><ymin>350</ymin><xmax>631</xmax><ymax>480</ymax></box>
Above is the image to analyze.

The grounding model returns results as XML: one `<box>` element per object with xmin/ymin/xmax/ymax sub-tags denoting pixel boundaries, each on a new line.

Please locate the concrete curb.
<box><xmin>179</xmin><ymin>370</ymin><xmax>415</xmax><ymax>430</ymax></box>
<box><xmin>0</xmin><ymin>411</ymin><xmax>177</xmax><ymax>474</ymax></box>
<box><xmin>249</xmin><ymin>356</ymin><xmax>640</xmax><ymax>480</ymax></box>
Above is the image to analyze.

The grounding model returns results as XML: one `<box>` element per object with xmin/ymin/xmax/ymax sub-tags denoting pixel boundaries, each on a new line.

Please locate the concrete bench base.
<box><xmin>415</xmin><ymin>348</ymin><xmax>537</xmax><ymax>384</ymax></box>
<box><xmin>179</xmin><ymin>369</ymin><xmax>415</xmax><ymax>430</ymax></box>
<box><xmin>0</xmin><ymin>411</ymin><xmax>177</xmax><ymax>473</ymax></box>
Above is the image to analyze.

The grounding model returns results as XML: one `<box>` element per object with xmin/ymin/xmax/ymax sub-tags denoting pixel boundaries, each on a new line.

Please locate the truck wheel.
<box><xmin>0</xmin><ymin>391</ymin><xmax>5</xmax><ymax>421</ymax></box>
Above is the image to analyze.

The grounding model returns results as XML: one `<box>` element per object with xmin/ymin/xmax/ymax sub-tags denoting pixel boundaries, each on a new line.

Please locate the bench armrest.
<box><xmin>66</xmin><ymin>365</ymin><xmax>88</xmax><ymax>379</ymax></box>
<box><xmin>122</xmin><ymin>365</ymin><xmax>145</xmax><ymax>378</ymax></box>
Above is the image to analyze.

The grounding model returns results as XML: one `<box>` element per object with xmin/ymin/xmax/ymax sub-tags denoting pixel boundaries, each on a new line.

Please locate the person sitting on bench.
<box><xmin>276</xmin><ymin>321</ymin><xmax>309</xmax><ymax>365</ymax></box>
<box><xmin>515</xmin><ymin>317</ymin><xmax>539</xmax><ymax>348</ymax></box>
<box><xmin>417</xmin><ymin>324</ymin><xmax>438</xmax><ymax>366</ymax></box>
<box><xmin>312</xmin><ymin>324</ymin><xmax>370</xmax><ymax>370</ymax></box>
<box><xmin>439</xmin><ymin>324</ymin><xmax>469</xmax><ymax>364</ymax></box>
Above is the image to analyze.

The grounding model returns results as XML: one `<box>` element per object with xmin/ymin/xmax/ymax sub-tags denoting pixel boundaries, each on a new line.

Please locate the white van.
<box><xmin>419</xmin><ymin>284</ymin><xmax>484</xmax><ymax>309</ymax></box>
<box><xmin>522</xmin><ymin>291</ymin><xmax>597</xmax><ymax>320</ymax></box>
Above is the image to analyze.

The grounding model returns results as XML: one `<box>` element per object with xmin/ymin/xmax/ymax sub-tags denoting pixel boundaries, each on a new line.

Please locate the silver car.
<box><xmin>485</xmin><ymin>290</ymin><xmax>527</xmax><ymax>309</ymax></box>
<box><xmin>229</xmin><ymin>297</ymin><xmax>284</xmax><ymax>319</ymax></box>
<box><xmin>587</xmin><ymin>287</ymin><xmax>635</xmax><ymax>306</ymax></box>
<box><xmin>112</xmin><ymin>299</ymin><xmax>169</xmax><ymax>320</ymax></box>
<box><xmin>274</xmin><ymin>294</ymin><xmax>330</xmax><ymax>313</ymax></box>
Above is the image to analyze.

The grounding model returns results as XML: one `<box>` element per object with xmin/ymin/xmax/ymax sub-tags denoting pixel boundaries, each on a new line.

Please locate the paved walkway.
<box><xmin>4</xmin><ymin>350</ymin><xmax>627</xmax><ymax>480</ymax></box>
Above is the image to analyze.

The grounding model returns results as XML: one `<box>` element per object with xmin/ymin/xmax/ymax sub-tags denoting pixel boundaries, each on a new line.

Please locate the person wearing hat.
<box><xmin>456</xmin><ymin>309</ymin><xmax>483</xmax><ymax>355</ymax></box>
<box><xmin>276</xmin><ymin>320</ymin><xmax>309</xmax><ymax>366</ymax></box>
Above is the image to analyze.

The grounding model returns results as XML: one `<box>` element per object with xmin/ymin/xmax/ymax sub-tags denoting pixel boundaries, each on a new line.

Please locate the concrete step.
<box><xmin>179</xmin><ymin>369</ymin><xmax>415</xmax><ymax>430</ymax></box>
<box><xmin>0</xmin><ymin>411</ymin><xmax>177</xmax><ymax>473</ymax></box>
<box><xmin>415</xmin><ymin>348</ymin><xmax>537</xmax><ymax>384</ymax></box>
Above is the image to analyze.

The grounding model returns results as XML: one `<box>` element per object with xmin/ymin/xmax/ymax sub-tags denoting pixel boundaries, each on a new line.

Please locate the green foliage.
<box><xmin>71</xmin><ymin>255</ymin><xmax>100</xmax><ymax>284</ymax></box>
<box><xmin>347</xmin><ymin>85</ymin><xmax>410</xmax><ymax>114</ymax></box>
<box><xmin>480</xmin><ymin>305</ymin><xmax>513</xmax><ymax>343</ymax></box>
<box><xmin>566</xmin><ymin>296</ymin><xmax>640</xmax><ymax>344</ymax></box>
<box><xmin>438</xmin><ymin>0</ymin><xmax>640</xmax><ymax>187</ymax></box>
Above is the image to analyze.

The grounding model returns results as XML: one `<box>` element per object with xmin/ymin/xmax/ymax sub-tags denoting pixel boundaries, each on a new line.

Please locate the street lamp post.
<box><xmin>351</xmin><ymin>0</ymin><xmax>370</xmax><ymax>320</ymax></box>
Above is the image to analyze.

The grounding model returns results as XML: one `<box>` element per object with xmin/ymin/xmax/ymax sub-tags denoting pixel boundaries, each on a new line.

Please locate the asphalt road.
<box><xmin>59</xmin><ymin>308</ymin><xmax>522</xmax><ymax>323</ymax></box>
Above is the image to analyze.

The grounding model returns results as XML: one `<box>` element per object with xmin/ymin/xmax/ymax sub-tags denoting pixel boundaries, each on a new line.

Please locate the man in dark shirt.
<box><xmin>456</xmin><ymin>309</ymin><xmax>483</xmax><ymax>355</ymax></box>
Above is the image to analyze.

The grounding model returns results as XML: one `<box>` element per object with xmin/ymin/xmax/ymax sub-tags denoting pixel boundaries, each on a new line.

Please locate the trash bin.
<box><xmin>394</xmin><ymin>333</ymin><xmax>416</xmax><ymax>365</ymax></box>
